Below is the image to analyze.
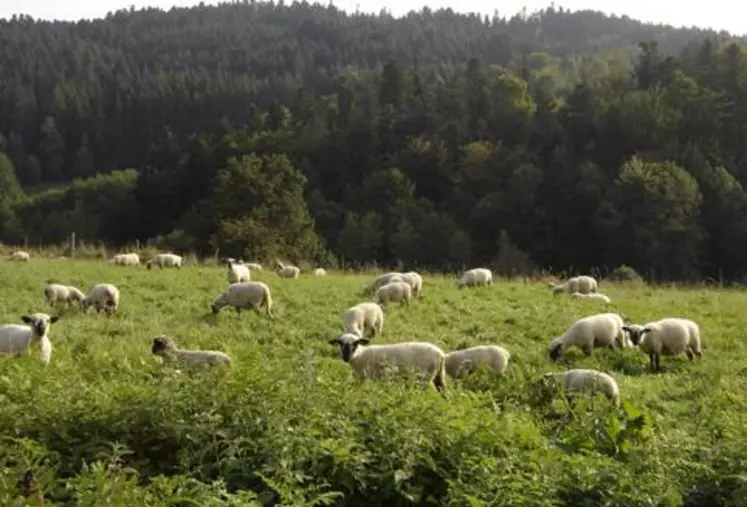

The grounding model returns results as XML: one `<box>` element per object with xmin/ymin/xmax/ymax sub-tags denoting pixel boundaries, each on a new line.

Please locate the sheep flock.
<box><xmin>0</xmin><ymin>252</ymin><xmax>712</xmax><ymax>412</ymax></box>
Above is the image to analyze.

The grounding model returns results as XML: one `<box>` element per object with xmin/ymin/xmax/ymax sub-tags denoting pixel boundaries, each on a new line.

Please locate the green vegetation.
<box><xmin>0</xmin><ymin>259</ymin><xmax>744</xmax><ymax>505</ymax></box>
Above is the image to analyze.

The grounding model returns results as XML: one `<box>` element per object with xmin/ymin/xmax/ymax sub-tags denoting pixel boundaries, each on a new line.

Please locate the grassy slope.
<box><xmin>0</xmin><ymin>260</ymin><xmax>745</xmax><ymax>505</ymax></box>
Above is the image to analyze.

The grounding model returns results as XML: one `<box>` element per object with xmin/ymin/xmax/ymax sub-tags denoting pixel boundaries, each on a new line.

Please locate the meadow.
<box><xmin>0</xmin><ymin>259</ymin><xmax>745</xmax><ymax>506</ymax></box>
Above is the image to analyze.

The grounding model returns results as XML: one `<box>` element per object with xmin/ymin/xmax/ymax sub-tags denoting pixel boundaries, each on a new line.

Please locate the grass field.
<box><xmin>0</xmin><ymin>259</ymin><xmax>745</xmax><ymax>506</ymax></box>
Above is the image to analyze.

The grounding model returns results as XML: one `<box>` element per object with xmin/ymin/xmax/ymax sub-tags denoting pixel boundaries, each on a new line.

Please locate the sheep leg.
<box><xmin>648</xmin><ymin>354</ymin><xmax>656</xmax><ymax>371</ymax></box>
<box><xmin>581</xmin><ymin>345</ymin><xmax>593</xmax><ymax>356</ymax></box>
<box><xmin>235</xmin><ymin>307</ymin><xmax>241</xmax><ymax>316</ymax></box>
<box><xmin>686</xmin><ymin>349</ymin><xmax>694</xmax><ymax>361</ymax></box>
<box><xmin>432</xmin><ymin>375</ymin><xmax>445</xmax><ymax>393</ymax></box>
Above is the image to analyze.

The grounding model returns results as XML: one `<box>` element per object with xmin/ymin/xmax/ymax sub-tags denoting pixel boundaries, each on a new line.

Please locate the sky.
<box><xmin>0</xmin><ymin>0</ymin><xmax>744</xmax><ymax>36</ymax></box>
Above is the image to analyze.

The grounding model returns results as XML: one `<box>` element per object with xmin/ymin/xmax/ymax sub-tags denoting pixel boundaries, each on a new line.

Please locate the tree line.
<box><xmin>1</xmin><ymin>2</ymin><xmax>747</xmax><ymax>280</ymax></box>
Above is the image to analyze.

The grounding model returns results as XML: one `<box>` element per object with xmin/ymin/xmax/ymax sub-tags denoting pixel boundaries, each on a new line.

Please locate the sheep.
<box><xmin>457</xmin><ymin>268</ymin><xmax>493</xmax><ymax>288</ymax></box>
<box><xmin>571</xmin><ymin>292</ymin><xmax>612</xmax><ymax>303</ymax></box>
<box><xmin>400</xmin><ymin>271</ymin><xmax>423</xmax><ymax>297</ymax></box>
<box><xmin>548</xmin><ymin>312</ymin><xmax>627</xmax><ymax>361</ymax></box>
<box><xmin>362</xmin><ymin>272</ymin><xmax>404</xmax><ymax>295</ymax></box>
<box><xmin>146</xmin><ymin>253</ymin><xmax>183</xmax><ymax>270</ymax></box>
<box><xmin>0</xmin><ymin>313</ymin><xmax>59</xmax><ymax>365</ymax></box>
<box><xmin>550</xmin><ymin>275</ymin><xmax>598</xmax><ymax>295</ymax></box>
<box><xmin>328</xmin><ymin>333</ymin><xmax>447</xmax><ymax>392</ymax></box>
<box><xmin>246</xmin><ymin>263</ymin><xmax>263</xmax><ymax>271</ymax></box>
<box><xmin>541</xmin><ymin>369</ymin><xmax>620</xmax><ymax>407</ymax></box>
<box><xmin>10</xmin><ymin>250</ymin><xmax>30</xmax><ymax>261</ymax></box>
<box><xmin>43</xmin><ymin>282</ymin><xmax>86</xmax><ymax>308</ymax></box>
<box><xmin>109</xmin><ymin>252</ymin><xmax>140</xmax><ymax>266</ymax></box>
<box><xmin>82</xmin><ymin>283</ymin><xmax>121</xmax><ymax>315</ymax></box>
<box><xmin>622</xmin><ymin>318</ymin><xmax>703</xmax><ymax>371</ymax></box>
<box><xmin>373</xmin><ymin>281</ymin><xmax>412</xmax><ymax>306</ymax></box>
<box><xmin>276</xmin><ymin>261</ymin><xmax>300</xmax><ymax>278</ymax></box>
<box><xmin>211</xmin><ymin>281</ymin><xmax>273</xmax><ymax>318</ymax></box>
<box><xmin>342</xmin><ymin>302</ymin><xmax>384</xmax><ymax>337</ymax></box>
<box><xmin>227</xmin><ymin>260</ymin><xmax>251</xmax><ymax>284</ymax></box>
<box><xmin>314</xmin><ymin>268</ymin><xmax>327</xmax><ymax>276</ymax></box>
<box><xmin>151</xmin><ymin>336</ymin><xmax>231</xmax><ymax>366</ymax></box>
<box><xmin>444</xmin><ymin>345</ymin><xmax>511</xmax><ymax>378</ymax></box>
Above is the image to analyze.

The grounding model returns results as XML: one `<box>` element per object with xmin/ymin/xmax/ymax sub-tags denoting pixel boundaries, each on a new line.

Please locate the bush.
<box><xmin>606</xmin><ymin>265</ymin><xmax>644</xmax><ymax>284</ymax></box>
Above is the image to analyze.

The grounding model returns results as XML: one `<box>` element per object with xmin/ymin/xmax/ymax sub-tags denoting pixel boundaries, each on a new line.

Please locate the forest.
<box><xmin>2</xmin><ymin>1</ymin><xmax>747</xmax><ymax>280</ymax></box>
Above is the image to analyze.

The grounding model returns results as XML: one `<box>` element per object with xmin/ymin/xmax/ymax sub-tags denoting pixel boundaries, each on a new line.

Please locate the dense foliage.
<box><xmin>2</xmin><ymin>2</ymin><xmax>747</xmax><ymax>279</ymax></box>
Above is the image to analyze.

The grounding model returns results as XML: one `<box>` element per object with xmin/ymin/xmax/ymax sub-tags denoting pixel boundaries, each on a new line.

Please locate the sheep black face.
<box><xmin>548</xmin><ymin>342</ymin><xmax>563</xmax><ymax>361</ymax></box>
<box><xmin>328</xmin><ymin>335</ymin><xmax>371</xmax><ymax>362</ymax></box>
<box><xmin>152</xmin><ymin>336</ymin><xmax>173</xmax><ymax>355</ymax></box>
<box><xmin>622</xmin><ymin>326</ymin><xmax>651</xmax><ymax>346</ymax></box>
<box><xmin>21</xmin><ymin>314</ymin><xmax>59</xmax><ymax>337</ymax></box>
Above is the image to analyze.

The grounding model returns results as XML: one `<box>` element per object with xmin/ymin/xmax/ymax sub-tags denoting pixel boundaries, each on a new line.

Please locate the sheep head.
<box><xmin>21</xmin><ymin>313</ymin><xmax>59</xmax><ymax>338</ymax></box>
<box><xmin>621</xmin><ymin>325</ymin><xmax>651</xmax><ymax>346</ymax></box>
<box><xmin>328</xmin><ymin>333</ymin><xmax>370</xmax><ymax>362</ymax></box>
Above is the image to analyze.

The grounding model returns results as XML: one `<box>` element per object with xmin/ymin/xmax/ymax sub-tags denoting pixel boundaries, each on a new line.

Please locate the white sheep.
<box><xmin>373</xmin><ymin>281</ymin><xmax>412</xmax><ymax>306</ymax></box>
<box><xmin>400</xmin><ymin>271</ymin><xmax>423</xmax><ymax>297</ymax></box>
<box><xmin>0</xmin><ymin>313</ymin><xmax>58</xmax><ymax>365</ymax></box>
<box><xmin>622</xmin><ymin>318</ymin><xmax>703</xmax><ymax>371</ymax></box>
<box><xmin>109</xmin><ymin>252</ymin><xmax>140</xmax><ymax>266</ymax></box>
<box><xmin>341</xmin><ymin>302</ymin><xmax>384</xmax><ymax>337</ymax></box>
<box><xmin>571</xmin><ymin>292</ymin><xmax>612</xmax><ymax>303</ymax></box>
<box><xmin>244</xmin><ymin>262</ymin><xmax>262</xmax><ymax>271</ymax></box>
<box><xmin>146</xmin><ymin>253</ymin><xmax>183</xmax><ymax>269</ymax></box>
<box><xmin>541</xmin><ymin>369</ymin><xmax>620</xmax><ymax>407</ymax></box>
<box><xmin>444</xmin><ymin>345</ymin><xmax>511</xmax><ymax>378</ymax></box>
<box><xmin>362</xmin><ymin>272</ymin><xmax>404</xmax><ymax>295</ymax></box>
<box><xmin>211</xmin><ymin>281</ymin><xmax>274</xmax><ymax>318</ymax></box>
<box><xmin>151</xmin><ymin>336</ymin><xmax>231</xmax><ymax>365</ymax></box>
<box><xmin>314</xmin><ymin>268</ymin><xmax>327</xmax><ymax>276</ymax></box>
<box><xmin>550</xmin><ymin>275</ymin><xmax>598</xmax><ymax>295</ymax></box>
<box><xmin>548</xmin><ymin>312</ymin><xmax>627</xmax><ymax>361</ymax></box>
<box><xmin>328</xmin><ymin>333</ymin><xmax>447</xmax><ymax>392</ymax></box>
<box><xmin>277</xmin><ymin>265</ymin><xmax>301</xmax><ymax>278</ymax></box>
<box><xmin>82</xmin><ymin>283</ymin><xmax>121</xmax><ymax>315</ymax></box>
<box><xmin>10</xmin><ymin>250</ymin><xmax>30</xmax><ymax>261</ymax></box>
<box><xmin>457</xmin><ymin>268</ymin><xmax>493</xmax><ymax>288</ymax></box>
<box><xmin>227</xmin><ymin>260</ymin><xmax>251</xmax><ymax>283</ymax></box>
<box><xmin>44</xmin><ymin>282</ymin><xmax>86</xmax><ymax>308</ymax></box>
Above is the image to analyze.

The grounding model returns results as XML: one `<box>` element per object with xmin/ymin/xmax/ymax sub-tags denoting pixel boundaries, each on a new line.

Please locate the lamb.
<box><xmin>622</xmin><ymin>318</ymin><xmax>703</xmax><ymax>371</ymax></box>
<box><xmin>550</xmin><ymin>275</ymin><xmax>598</xmax><ymax>295</ymax></box>
<box><xmin>227</xmin><ymin>260</ymin><xmax>251</xmax><ymax>284</ymax></box>
<box><xmin>43</xmin><ymin>282</ymin><xmax>86</xmax><ymax>308</ymax></box>
<box><xmin>400</xmin><ymin>271</ymin><xmax>423</xmax><ymax>298</ymax></box>
<box><xmin>0</xmin><ymin>313</ymin><xmax>59</xmax><ymax>365</ymax></box>
<box><xmin>314</xmin><ymin>268</ymin><xmax>327</xmax><ymax>276</ymax></box>
<box><xmin>275</xmin><ymin>259</ymin><xmax>301</xmax><ymax>279</ymax></box>
<box><xmin>151</xmin><ymin>336</ymin><xmax>231</xmax><ymax>366</ymax></box>
<box><xmin>541</xmin><ymin>369</ymin><xmax>620</xmax><ymax>407</ymax></box>
<box><xmin>456</xmin><ymin>268</ymin><xmax>493</xmax><ymax>288</ymax></box>
<box><xmin>109</xmin><ymin>252</ymin><xmax>140</xmax><ymax>266</ymax></box>
<box><xmin>211</xmin><ymin>281</ymin><xmax>274</xmax><ymax>318</ymax></box>
<box><xmin>444</xmin><ymin>345</ymin><xmax>511</xmax><ymax>378</ymax></box>
<box><xmin>373</xmin><ymin>281</ymin><xmax>412</xmax><ymax>306</ymax></box>
<box><xmin>328</xmin><ymin>333</ymin><xmax>447</xmax><ymax>392</ymax></box>
<box><xmin>10</xmin><ymin>250</ymin><xmax>30</xmax><ymax>261</ymax></box>
<box><xmin>571</xmin><ymin>292</ymin><xmax>612</xmax><ymax>303</ymax></box>
<box><xmin>362</xmin><ymin>272</ymin><xmax>404</xmax><ymax>295</ymax></box>
<box><xmin>81</xmin><ymin>283</ymin><xmax>121</xmax><ymax>315</ymax></box>
<box><xmin>548</xmin><ymin>312</ymin><xmax>627</xmax><ymax>361</ymax></box>
<box><xmin>146</xmin><ymin>253</ymin><xmax>183</xmax><ymax>269</ymax></box>
<box><xmin>342</xmin><ymin>302</ymin><xmax>384</xmax><ymax>337</ymax></box>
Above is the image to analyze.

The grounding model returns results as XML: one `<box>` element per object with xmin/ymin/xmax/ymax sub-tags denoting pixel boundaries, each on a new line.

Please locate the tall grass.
<box><xmin>0</xmin><ymin>260</ymin><xmax>744</xmax><ymax>505</ymax></box>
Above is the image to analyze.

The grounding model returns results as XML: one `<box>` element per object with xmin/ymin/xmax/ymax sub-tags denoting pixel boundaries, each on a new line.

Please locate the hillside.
<box><xmin>2</xmin><ymin>2</ymin><xmax>747</xmax><ymax>279</ymax></box>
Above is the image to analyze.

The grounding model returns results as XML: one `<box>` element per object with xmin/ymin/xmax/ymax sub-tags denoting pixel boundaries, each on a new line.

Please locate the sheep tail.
<box><xmin>263</xmin><ymin>288</ymin><xmax>274</xmax><ymax>318</ymax></box>
<box><xmin>433</xmin><ymin>355</ymin><xmax>447</xmax><ymax>394</ymax></box>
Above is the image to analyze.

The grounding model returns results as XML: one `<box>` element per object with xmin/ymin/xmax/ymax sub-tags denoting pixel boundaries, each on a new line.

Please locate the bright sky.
<box><xmin>0</xmin><ymin>0</ymin><xmax>744</xmax><ymax>36</ymax></box>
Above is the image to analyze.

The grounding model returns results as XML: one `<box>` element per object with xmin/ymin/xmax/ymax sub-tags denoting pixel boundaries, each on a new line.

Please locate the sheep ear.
<box><xmin>21</xmin><ymin>316</ymin><xmax>32</xmax><ymax>324</ymax></box>
<box><xmin>621</xmin><ymin>326</ymin><xmax>631</xmax><ymax>332</ymax></box>
<box><xmin>328</xmin><ymin>338</ymin><xmax>341</xmax><ymax>346</ymax></box>
<box><xmin>642</xmin><ymin>328</ymin><xmax>653</xmax><ymax>334</ymax></box>
<box><xmin>50</xmin><ymin>316</ymin><xmax>60</xmax><ymax>324</ymax></box>
<box><xmin>357</xmin><ymin>338</ymin><xmax>371</xmax><ymax>346</ymax></box>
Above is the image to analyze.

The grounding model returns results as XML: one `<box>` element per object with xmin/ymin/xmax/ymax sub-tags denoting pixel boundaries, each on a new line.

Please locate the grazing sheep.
<box><xmin>151</xmin><ymin>336</ymin><xmax>231</xmax><ymax>365</ymax></box>
<box><xmin>0</xmin><ymin>313</ymin><xmax>59</xmax><ymax>365</ymax></box>
<box><xmin>43</xmin><ymin>282</ymin><xmax>86</xmax><ymax>308</ymax></box>
<box><xmin>146</xmin><ymin>253</ymin><xmax>183</xmax><ymax>269</ymax></box>
<box><xmin>10</xmin><ymin>250</ymin><xmax>30</xmax><ymax>261</ymax></box>
<box><xmin>227</xmin><ymin>260</ymin><xmax>251</xmax><ymax>283</ymax></box>
<box><xmin>109</xmin><ymin>252</ymin><xmax>140</xmax><ymax>266</ymax></box>
<box><xmin>622</xmin><ymin>318</ymin><xmax>702</xmax><ymax>371</ymax></box>
<box><xmin>541</xmin><ymin>369</ymin><xmax>620</xmax><ymax>407</ymax></box>
<box><xmin>362</xmin><ymin>272</ymin><xmax>404</xmax><ymax>295</ymax></box>
<box><xmin>211</xmin><ymin>281</ymin><xmax>273</xmax><ymax>318</ymax></box>
<box><xmin>245</xmin><ymin>262</ymin><xmax>263</xmax><ymax>271</ymax></box>
<box><xmin>342</xmin><ymin>302</ymin><xmax>384</xmax><ymax>337</ymax></box>
<box><xmin>444</xmin><ymin>345</ymin><xmax>511</xmax><ymax>378</ymax></box>
<box><xmin>457</xmin><ymin>268</ymin><xmax>493</xmax><ymax>288</ymax></box>
<box><xmin>328</xmin><ymin>333</ymin><xmax>447</xmax><ymax>392</ymax></box>
<box><xmin>276</xmin><ymin>263</ymin><xmax>301</xmax><ymax>278</ymax></box>
<box><xmin>571</xmin><ymin>292</ymin><xmax>612</xmax><ymax>303</ymax></box>
<box><xmin>400</xmin><ymin>271</ymin><xmax>423</xmax><ymax>297</ymax></box>
<box><xmin>373</xmin><ymin>281</ymin><xmax>413</xmax><ymax>306</ymax></box>
<box><xmin>82</xmin><ymin>283</ymin><xmax>121</xmax><ymax>315</ymax></box>
<box><xmin>548</xmin><ymin>312</ymin><xmax>626</xmax><ymax>361</ymax></box>
<box><xmin>314</xmin><ymin>268</ymin><xmax>327</xmax><ymax>276</ymax></box>
<box><xmin>550</xmin><ymin>275</ymin><xmax>598</xmax><ymax>295</ymax></box>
